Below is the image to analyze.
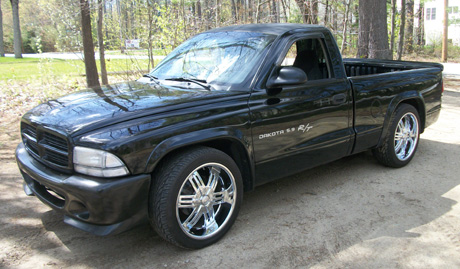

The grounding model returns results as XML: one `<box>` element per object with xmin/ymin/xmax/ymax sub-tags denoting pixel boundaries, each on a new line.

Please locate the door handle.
<box><xmin>332</xmin><ymin>93</ymin><xmax>347</xmax><ymax>105</ymax></box>
<box><xmin>265</xmin><ymin>98</ymin><xmax>281</xmax><ymax>106</ymax></box>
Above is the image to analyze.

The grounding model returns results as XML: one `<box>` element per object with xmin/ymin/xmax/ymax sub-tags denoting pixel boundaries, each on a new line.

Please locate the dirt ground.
<box><xmin>1</xmin><ymin>74</ymin><xmax>460</xmax><ymax>268</ymax></box>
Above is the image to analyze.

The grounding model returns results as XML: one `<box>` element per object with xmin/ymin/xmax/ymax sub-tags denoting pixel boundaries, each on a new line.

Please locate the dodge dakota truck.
<box><xmin>16</xmin><ymin>24</ymin><xmax>443</xmax><ymax>248</ymax></box>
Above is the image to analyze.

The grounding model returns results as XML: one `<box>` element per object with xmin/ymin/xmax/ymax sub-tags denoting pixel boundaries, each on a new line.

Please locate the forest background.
<box><xmin>0</xmin><ymin>0</ymin><xmax>459</xmax><ymax>116</ymax></box>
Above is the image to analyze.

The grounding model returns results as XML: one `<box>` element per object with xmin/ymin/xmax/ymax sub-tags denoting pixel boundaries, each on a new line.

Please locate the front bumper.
<box><xmin>16</xmin><ymin>143</ymin><xmax>151</xmax><ymax>235</ymax></box>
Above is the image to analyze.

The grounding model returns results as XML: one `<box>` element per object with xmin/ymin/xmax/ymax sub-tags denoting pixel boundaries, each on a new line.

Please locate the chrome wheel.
<box><xmin>176</xmin><ymin>162</ymin><xmax>236</xmax><ymax>239</ymax></box>
<box><xmin>394</xmin><ymin>112</ymin><xmax>419</xmax><ymax>161</ymax></box>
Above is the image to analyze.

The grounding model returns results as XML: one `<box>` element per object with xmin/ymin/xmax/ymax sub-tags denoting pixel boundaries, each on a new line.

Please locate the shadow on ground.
<box><xmin>1</xmin><ymin>137</ymin><xmax>458</xmax><ymax>268</ymax></box>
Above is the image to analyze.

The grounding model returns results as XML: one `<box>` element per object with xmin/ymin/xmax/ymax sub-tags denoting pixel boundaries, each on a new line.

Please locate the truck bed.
<box><xmin>343</xmin><ymin>58</ymin><xmax>444</xmax><ymax>77</ymax></box>
<box><xmin>343</xmin><ymin>58</ymin><xmax>443</xmax><ymax>154</ymax></box>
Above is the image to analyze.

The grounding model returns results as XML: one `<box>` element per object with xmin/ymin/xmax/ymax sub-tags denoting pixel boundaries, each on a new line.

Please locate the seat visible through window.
<box><xmin>293</xmin><ymin>50</ymin><xmax>322</xmax><ymax>81</ymax></box>
<box><xmin>281</xmin><ymin>38</ymin><xmax>331</xmax><ymax>81</ymax></box>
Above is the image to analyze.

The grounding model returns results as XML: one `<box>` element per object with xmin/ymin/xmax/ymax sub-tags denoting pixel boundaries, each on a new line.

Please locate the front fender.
<box><xmin>144</xmin><ymin>127</ymin><xmax>252</xmax><ymax>174</ymax></box>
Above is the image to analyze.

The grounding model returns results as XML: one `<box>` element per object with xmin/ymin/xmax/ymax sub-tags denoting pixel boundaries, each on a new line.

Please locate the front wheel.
<box><xmin>373</xmin><ymin>104</ymin><xmax>421</xmax><ymax>168</ymax></box>
<box><xmin>149</xmin><ymin>147</ymin><xmax>243</xmax><ymax>249</ymax></box>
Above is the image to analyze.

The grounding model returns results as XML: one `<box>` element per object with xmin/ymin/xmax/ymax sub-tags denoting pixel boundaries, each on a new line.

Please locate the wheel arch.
<box><xmin>145</xmin><ymin>129</ymin><xmax>255</xmax><ymax>192</ymax></box>
<box><xmin>377</xmin><ymin>93</ymin><xmax>425</xmax><ymax>148</ymax></box>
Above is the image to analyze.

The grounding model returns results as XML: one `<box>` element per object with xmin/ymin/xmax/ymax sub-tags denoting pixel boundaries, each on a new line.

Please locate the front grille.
<box><xmin>22</xmin><ymin>124</ymin><xmax>37</xmax><ymax>138</ymax></box>
<box><xmin>21</xmin><ymin>122</ymin><xmax>71</xmax><ymax>170</ymax></box>
<box><xmin>43</xmin><ymin>132</ymin><xmax>68</xmax><ymax>152</ymax></box>
<box><xmin>44</xmin><ymin>148</ymin><xmax>69</xmax><ymax>166</ymax></box>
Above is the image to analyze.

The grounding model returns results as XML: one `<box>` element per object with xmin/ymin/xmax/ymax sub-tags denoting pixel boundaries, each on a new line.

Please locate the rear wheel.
<box><xmin>149</xmin><ymin>146</ymin><xmax>243</xmax><ymax>248</ymax></box>
<box><xmin>373</xmin><ymin>104</ymin><xmax>420</xmax><ymax>168</ymax></box>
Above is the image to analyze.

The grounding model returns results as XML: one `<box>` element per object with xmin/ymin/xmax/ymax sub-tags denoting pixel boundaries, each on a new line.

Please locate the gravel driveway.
<box><xmin>1</xmin><ymin>67</ymin><xmax>460</xmax><ymax>268</ymax></box>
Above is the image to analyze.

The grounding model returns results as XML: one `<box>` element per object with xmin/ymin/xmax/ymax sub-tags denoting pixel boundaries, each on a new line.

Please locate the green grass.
<box><xmin>0</xmin><ymin>57</ymin><xmax>44</xmax><ymax>63</ymax></box>
<box><xmin>0</xmin><ymin>57</ymin><xmax>153</xmax><ymax>81</ymax></box>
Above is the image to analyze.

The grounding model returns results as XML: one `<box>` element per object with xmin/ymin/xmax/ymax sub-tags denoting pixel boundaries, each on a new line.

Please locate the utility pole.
<box><xmin>442</xmin><ymin>0</ymin><xmax>448</xmax><ymax>62</ymax></box>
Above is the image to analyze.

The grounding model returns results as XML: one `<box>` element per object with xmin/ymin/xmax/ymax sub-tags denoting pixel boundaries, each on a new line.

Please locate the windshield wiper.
<box><xmin>143</xmin><ymin>74</ymin><xmax>158</xmax><ymax>80</ymax></box>
<box><xmin>143</xmin><ymin>74</ymin><xmax>161</xmax><ymax>86</ymax></box>
<box><xmin>165</xmin><ymin>77</ymin><xmax>213</xmax><ymax>91</ymax></box>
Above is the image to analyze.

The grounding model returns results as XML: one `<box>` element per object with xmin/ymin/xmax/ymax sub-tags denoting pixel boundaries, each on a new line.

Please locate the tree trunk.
<box><xmin>216</xmin><ymin>0</ymin><xmax>220</xmax><ymax>26</ymax></box>
<box><xmin>10</xmin><ymin>0</ymin><xmax>22</xmax><ymax>58</ymax></box>
<box><xmin>405</xmin><ymin>0</ymin><xmax>414</xmax><ymax>53</ymax></box>
<box><xmin>0</xmin><ymin>0</ymin><xmax>5</xmax><ymax>57</ymax></box>
<box><xmin>416</xmin><ymin>3</ymin><xmax>424</xmax><ymax>46</ymax></box>
<box><xmin>231</xmin><ymin>0</ymin><xmax>237</xmax><ymax>23</ymax></box>
<box><xmin>332</xmin><ymin>4</ymin><xmax>338</xmax><ymax>39</ymax></box>
<box><xmin>271</xmin><ymin>0</ymin><xmax>279</xmax><ymax>23</ymax></box>
<box><xmin>248</xmin><ymin>0</ymin><xmax>254</xmax><ymax>23</ymax></box>
<box><xmin>294</xmin><ymin>0</ymin><xmax>308</xmax><ymax>23</ymax></box>
<box><xmin>280</xmin><ymin>0</ymin><xmax>288</xmax><ymax>23</ymax></box>
<box><xmin>368</xmin><ymin>0</ymin><xmax>391</xmax><ymax>59</ymax></box>
<box><xmin>97</xmin><ymin>0</ymin><xmax>108</xmax><ymax>85</ymax></box>
<box><xmin>196</xmin><ymin>0</ymin><xmax>202</xmax><ymax>29</ymax></box>
<box><xmin>80</xmin><ymin>0</ymin><xmax>100</xmax><ymax>88</ymax></box>
<box><xmin>390</xmin><ymin>0</ymin><xmax>396</xmax><ymax>57</ymax></box>
<box><xmin>147</xmin><ymin>5</ymin><xmax>154</xmax><ymax>70</ymax></box>
<box><xmin>357</xmin><ymin>0</ymin><xmax>369</xmax><ymax>58</ymax></box>
<box><xmin>442</xmin><ymin>0</ymin><xmax>448</xmax><ymax>62</ymax></box>
<box><xmin>117</xmin><ymin>0</ymin><xmax>125</xmax><ymax>53</ymax></box>
<box><xmin>357</xmin><ymin>0</ymin><xmax>391</xmax><ymax>59</ymax></box>
<box><xmin>341</xmin><ymin>0</ymin><xmax>350</xmax><ymax>54</ymax></box>
<box><xmin>310</xmin><ymin>0</ymin><xmax>318</xmax><ymax>24</ymax></box>
<box><xmin>324</xmin><ymin>0</ymin><xmax>329</xmax><ymax>26</ymax></box>
<box><xmin>397</xmin><ymin>0</ymin><xmax>406</xmax><ymax>60</ymax></box>
<box><xmin>295</xmin><ymin>0</ymin><xmax>318</xmax><ymax>24</ymax></box>
<box><xmin>256</xmin><ymin>0</ymin><xmax>260</xmax><ymax>23</ymax></box>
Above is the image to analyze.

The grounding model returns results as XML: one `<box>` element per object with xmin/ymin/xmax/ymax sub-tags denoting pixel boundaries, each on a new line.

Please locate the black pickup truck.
<box><xmin>16</xmin><ymin>24</ymin><xmax>443</xmax><ymax>248</ymax></box>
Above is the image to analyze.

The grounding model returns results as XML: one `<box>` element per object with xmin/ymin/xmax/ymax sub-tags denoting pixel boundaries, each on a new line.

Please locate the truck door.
<box><xmin>249</xmin><ymin>36</ymin><xmax>354</xmax><ymax>184</ymax></box>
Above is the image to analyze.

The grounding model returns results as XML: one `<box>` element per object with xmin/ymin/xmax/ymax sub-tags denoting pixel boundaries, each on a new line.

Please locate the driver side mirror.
<box><xmin>266</xmin><ymin>66</ymin><xmax>308</xmax><ymax>89</ymax></box>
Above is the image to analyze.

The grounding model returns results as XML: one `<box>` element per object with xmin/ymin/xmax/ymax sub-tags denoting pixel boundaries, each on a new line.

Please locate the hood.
<box><xmin>23</xmin><ymin>80</ymin><xmax>243</xmax><ymax>136</ymax></box>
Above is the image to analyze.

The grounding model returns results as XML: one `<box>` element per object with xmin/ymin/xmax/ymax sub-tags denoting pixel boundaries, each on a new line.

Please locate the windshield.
<box><xmin>149</xmin><ymin>31</ymin><xmax>276</xmax><ymax>91</ymax></box>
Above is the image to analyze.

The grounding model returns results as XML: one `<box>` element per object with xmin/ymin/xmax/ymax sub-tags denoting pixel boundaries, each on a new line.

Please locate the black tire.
<box><xmin>373</xmin><ymin>104</ymin><xmax>421</xmax><ymax>168</ymax></box>
<box><xmin>149</xmin><ymin>146</ymin><xmax>243</xmax><ymax>249</ymax></box>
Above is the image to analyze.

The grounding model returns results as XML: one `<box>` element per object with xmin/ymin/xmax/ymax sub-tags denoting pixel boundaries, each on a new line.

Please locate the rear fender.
<box><xmin>376</xmin><ymin>91</ymin><xmax>426</xmax><ymax>148</ymax></box>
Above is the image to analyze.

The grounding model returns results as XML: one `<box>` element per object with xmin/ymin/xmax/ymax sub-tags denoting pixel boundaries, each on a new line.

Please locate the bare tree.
<box><xmin>332</xmin><ymin>3</ymin><xmax>338</xmax><ymax>34</ymax></box>
<box><xmin>357</xmin><ymin>0</ymin><xmax>369</xmax><ymax>58</ymax></box>
<box><xmin>271</xmin><ymin>0</ymin><xmax>279</xmax><ymax>23</ymax></box>
<box><xmin>295</xmin><ymin>0</ymin><xmax>317</xmax><ymax>24</ymax></box>
<box><xmin>231</xmin><ymin>0</ymin><xmax>237</xmax><ymax>23</ymax></box>
<box><xmin>280</xmin><ymin>0</ymin><xmax>289</xmax><ymax>23</ymax></box>
<box><xmin>415</xmin><ymin>2</ymin><xmax>424</xmax><ymax>46</ymax></box>
<box><xmin>0</xmin><ymin>0</ymin><xmax>4</xmax><ymax>57</ymax></box>
<box><xmin>196</xmin><ymin>0</ymin><xmax>203</xmax><ymax>28</ymax></box>
<box><xmin>397</xmin><ymin>0</ymin><xmax>406</xmax><ymax>60</ymax></box>
<box><xmin>80</xmin><ymin>0</ymin><xmax>100</xmax><ymax>88</ymax></box>
<box><xmin>147</xmin><ymin>2</ymin><xmax>155</xmax><ymax>70</ymax></box>
<box><xmin>341</xmin><ymin>0</ymin><xmax>351</xmax><ymax>53</ymax></box>
<box><xmin>390</xmin><ymin>0</ymin><xmax>396</xmax><ymax>57</ymax></box>
<box><xmin>97</xmin><ymin>0</ymin><xmax>108</xmax><ymax>85</ymax></box>
<box><xmin>442</xmin><ymin>0</ymin><xmax>448</xmax><ymax>62</ymax></box>
<box><xmin>117</xmin><ymin>0</ymin><xmax>125</xmax><ymax>53</ymax></box>
<box><xmin>10</xmin><ymin>0</ymin><xmax>22</xmax><ymax>58</ymax></box>
<box><xmin>405</xmin><ymin>0</ymin><xmax>414</xmax><ymax>53</ymax></box>
<box><xmin>324</xmin><ymin>0</ymin><xmax>329</xmax><ymax>26</ymax></box>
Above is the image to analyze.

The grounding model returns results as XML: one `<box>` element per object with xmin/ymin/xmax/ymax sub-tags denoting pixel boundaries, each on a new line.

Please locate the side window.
<box><xmin>280</xmin><ymin>38</ymin><xmax>332</xmax><ymax>81</ymax></box>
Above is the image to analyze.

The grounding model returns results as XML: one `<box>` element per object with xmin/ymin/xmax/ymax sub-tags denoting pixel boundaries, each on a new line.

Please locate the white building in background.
<box><xmin>424</xmin><ymin>0</ymin><xmax>460</xmax><ymax>46</ymax></box>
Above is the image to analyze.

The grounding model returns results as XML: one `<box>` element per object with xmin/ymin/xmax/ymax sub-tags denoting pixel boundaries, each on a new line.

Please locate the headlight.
<box><xmin>73</xmin><ymin>146</ymin><xmax>129</xmax><ymax>177</ymax></box>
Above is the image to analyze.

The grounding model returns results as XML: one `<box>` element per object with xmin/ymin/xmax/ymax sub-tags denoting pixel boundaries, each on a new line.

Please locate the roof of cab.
<box><xmin>206</xmin><ymin>23</ymin><xmax>327</xmax><ymax>36</ymax></box>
